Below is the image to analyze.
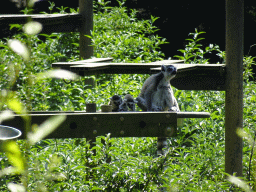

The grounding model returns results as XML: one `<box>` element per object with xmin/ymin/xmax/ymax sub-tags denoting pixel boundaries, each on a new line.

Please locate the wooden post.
<box><xmin>79</xmin><ymin>0</ymin><xmax>93</xmax><ymax>59</ymax></box>
<box><xmin>225</xmin><ymin>0</ymin><xmax>244</xmax><ymax>176</ymax></box>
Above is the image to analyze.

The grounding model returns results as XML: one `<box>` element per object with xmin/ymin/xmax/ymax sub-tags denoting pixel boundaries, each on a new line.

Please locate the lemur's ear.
<box><xmin>161</xmin><ymin>65</ymin><xmax>166</xmax><ymax>72</ymax></box>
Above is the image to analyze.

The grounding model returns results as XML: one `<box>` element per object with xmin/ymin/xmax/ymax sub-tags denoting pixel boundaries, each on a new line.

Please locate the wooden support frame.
<box><xmin>52</xmin><ymin>60</ymin><xmax>226</xmax><ymax>90</ymax></box>
<box><xmin>0</xmin><ymin>0</ymin><xmax>94</xmax><ymax>59</ymax></box>
<box><xmin>225</xmin><ymin>0</ymin><xmax>244</xmax><ymax>176</ymax></box>
<box><xmin>2</xmin><ymin>112</ymin><xmax>210</xmax><ymax>140</ymax></box>
<box><xmin>0</xmin><ymin>14</ymin><xmax>82</xmax><ymax>33</ymax></box>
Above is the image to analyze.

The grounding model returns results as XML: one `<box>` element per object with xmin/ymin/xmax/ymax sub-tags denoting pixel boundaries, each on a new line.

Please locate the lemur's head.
<box><xmin>161</xmin><ymin>65</ymin><xmax>177</xmax><ymax>80</ymax></box>
<box><xmin>119</xmin><ymin>94</ymin><xmax>138</xmax><ymax>111</ymax></box>
<box><xmin>110</xmin><ymin>95</ymin><xmax>123</xmax><ymax>106</ymax></box>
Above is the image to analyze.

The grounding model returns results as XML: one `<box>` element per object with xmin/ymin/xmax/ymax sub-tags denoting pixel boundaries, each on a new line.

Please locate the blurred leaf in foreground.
<box><xmin>7</xmin><ymin>183</ymin><xmax>25</xmax><ymax>192</ymax></box>
<box><xmin>8</xmin><ymin>39</ymin><xmax>30</xmax><ymax>61</ymax></box>
<box><xmin>0</xmin><ymin>110</ymin><xmax>14</xmax><ymax>124</ymax></box>
<box><xmin>28</xmin><ymin>115</ymin><xmax>66</xmax><ymax>145</ymax></box>
<box><xmin>23</xmin><ymin>21</ymin><xmax>42</xmax><ymax>35</ymax></box>
<box><xmin>36</xmin><ymin>69</ymin><xmax>79</xmax><ymax>81</ymax></box>
<box><xmin>228</xmin><ymin>175</ymin><xmax>252</xmax><ymax>192</ymax></box>
<box><xmin>2</xmin><ymin>141</ymin><xmax>25</xmax><ymax>173</ymax></box>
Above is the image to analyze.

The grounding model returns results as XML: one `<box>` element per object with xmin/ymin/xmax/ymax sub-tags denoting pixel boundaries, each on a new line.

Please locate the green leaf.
<box><xmin>9</xmin><ymin>24</ymin><xmax>23</xmax><ymax>30</ymax></box>
<box><xmin>91</xmin><ymin>187</ymin><xmax>103</xmax><ymax>190</ymax></box>
<box><xmin>2</xmin><ymin>141</ymin><xmax>25</xmax><ymax>173</ymax></box>
<box><xmin>7</xmin><ymin>96</ymin><xmax>28</xmax><ymax>121</ymax></box>
<box><xmin>195</xmin><ymin>38</ymin><xmax>205</xmax><ymax>42</ymax></box>
<box><xmin>185</xmin><ymin>38</ymin><xmax>194</xmax><ymax>42</ymax></box>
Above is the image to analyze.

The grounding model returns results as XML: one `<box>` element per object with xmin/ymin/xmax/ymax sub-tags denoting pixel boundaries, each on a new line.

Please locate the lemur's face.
<box><xmin>110</xmin><ymin>95</ymin><xmax>122</xmax><ymax>106</ymax></box>
<box><xmin>161</xmin><ymin>65</ymin><xmax>177</xmax><ymax>80</ymax></box>
<box><xmin>119</xmin><ymin>101</ymin><xmax>135</xmax><ymax>111</ymax></box>
<box><xmin>113</xmin><ymin>98</ymin><xmax>122</xmax><ymax>106</ymax></box>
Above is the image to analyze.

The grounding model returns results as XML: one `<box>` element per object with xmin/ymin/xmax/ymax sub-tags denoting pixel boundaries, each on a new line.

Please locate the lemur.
<box><xmin>109</xmin><ymin>95</ymin><xmax>123</xmax><ymax>112</ymax></box>
<box><xmin>136</xmin><ymin>65</ymin><xmax>179</xmax><ymax>112</ymax></box>
<box><xmin>119</xmin><ymin>94</ymin><xmax>138</xmax><ymax>111</ymax></box>
<box><xmin>136</xmin><ymin>65</ymin><xmax>180</xmax><ymax>156</ymax></box>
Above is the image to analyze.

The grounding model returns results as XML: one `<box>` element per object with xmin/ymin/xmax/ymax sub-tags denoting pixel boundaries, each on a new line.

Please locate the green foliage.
<box><xmin>174</xmin><ymin>29</ymin><xmax>221</xmax><ymax>64</ymax></box>
<box><xmin>0</xmin><ymin>0</ymin><xmax>256</xmax><ymax>191</ymax></box>
<box><xmin>243</xmin><ymin>56</ymin><xmax>256</xmax><ymax>82</ymax></box>
<box><xmin>90</xmin><ymin>6</ymin><xmax>167</xmax><ymax>63</ymax></box>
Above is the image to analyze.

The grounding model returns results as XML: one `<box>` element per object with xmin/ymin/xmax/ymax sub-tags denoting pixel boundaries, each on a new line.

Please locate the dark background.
<box><xmin>2</xmin><ymin>0</ymin><xmax>256</xmax><ymax>63</ymax></box>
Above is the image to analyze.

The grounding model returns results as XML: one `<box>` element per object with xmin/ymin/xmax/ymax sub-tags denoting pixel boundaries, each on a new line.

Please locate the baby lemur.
<box><xmin>119</xmin><ymin>94</ymin><xmax>137</xmax><ymax>111</ymax></box>
<box><xmin>136</xmin><ymin>65</ymin><xmax>179</xmax><ymax>112</ymax></box>
<box><xmin>109</xmin><ymin>95</ymin><xmax>123</xmax><ymax>112</ymax></box>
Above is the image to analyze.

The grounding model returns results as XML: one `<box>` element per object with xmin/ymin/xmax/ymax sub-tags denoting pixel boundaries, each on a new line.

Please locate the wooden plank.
<box><xmin>71</xmin><ymin>63</ymin><xmax>109</xmax><ymax>68</ymax></box>
<box><xmin>0</xmin><ymin>14</ymin><xmax>82</xmax><ymax>33</ymax></box>
<box><xmin>177</xmin><ymin>112</ymin><xmax>210</xmax><ymax>118</ymax></box>
<box><xmin>51</xmin><ymin>60</ymin><xmax>226</xmax><ymax>90</ymax></box>
<box><xmin>2</xmin><ymin>111</ymin><xmax>209</xmax><ymax>140</ymax></box>
<box><xmin>53</xmin><ymin>62</ymin><xmax>224</xmax><ymax>72</ymax></box>
<box><xmin>52</xmin><ymin>60</ymin><xmax>185</xmax><ymax>75</ymax></box>
<box><xmin>171</xmin><ymin>64</ymin><xmax>226</xmax><ymax>90</ymax></box>
<box><xmin>71</xmin><ymin>57</ymin><xmax>113</xmax><ymax>63</ymax></box>
<box><xmin>0</xmin><ymin>14</ymin><xmax>81</xmax><ymax>23</ymax></box>
<box><xmin>154</xmin><ymin>64</ymin><xmax>226</xmax><ymax>71</ymax></box>
<box><xmin>61</xmin><ymin>61</ymin><xmax>186</xmax><ymax>73</ymax></box>
<box><xmin>52</xmin><ymin>60</ymin><xmax>183</xmax><ymax>67</ymax></box>
<box><xmin>150</xmin><ymin>60</ymin><xmax>184</xmax><ymax>64</ymax></box>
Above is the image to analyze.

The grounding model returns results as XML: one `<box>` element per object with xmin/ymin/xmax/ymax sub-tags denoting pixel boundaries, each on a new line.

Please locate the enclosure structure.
<box><xmin>0</xmin><ymin>0</ymin><xmax>244</xmax><ymax>176</ymax></box>
<box><xmin>225</xmin><ymin>0</ymin><xmax>244</xmax><ymax>176</ymax></box>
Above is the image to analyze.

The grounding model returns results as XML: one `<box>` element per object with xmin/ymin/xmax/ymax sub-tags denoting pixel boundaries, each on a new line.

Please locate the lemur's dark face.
<box><xmin>161</xmin><ymin>65</ymin><xmax>177</xmax><ymax>80</ymax></box>
<box><xmin>114</xmin><ymin>99</ymin><xmax>122</xmax><ymax>106</ymax></box>
<box><xmin>120</xmin><ymin>101</ymin><xmax>135</xmax><ymax>111</ymax></box>
<box><xmin>111</xmin><ymin>95</ymin><xmax>122</xmax><ymax>106</ymax></box>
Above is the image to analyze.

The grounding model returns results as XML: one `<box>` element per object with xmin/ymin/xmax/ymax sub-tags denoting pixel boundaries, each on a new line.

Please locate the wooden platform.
<box><xmin>0</xmin><ymin>14</ymin><xmax>82</xmax><ymax>33</ymax></box>
<box><xmin>2</xmin><ymin>111</ymin><xmax>210</xmax><ymax>140</ymax></box>
<box><xmin>52</xmin><ymin>58</ymin><xmax>226</xmax><ymax>90</ymax></box>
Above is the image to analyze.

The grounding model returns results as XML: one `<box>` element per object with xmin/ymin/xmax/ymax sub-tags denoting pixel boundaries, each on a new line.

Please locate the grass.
<box><xmin>0</xmin><ymin>0</ymin><xmax>255</xmax><ymax>191</ymax></box>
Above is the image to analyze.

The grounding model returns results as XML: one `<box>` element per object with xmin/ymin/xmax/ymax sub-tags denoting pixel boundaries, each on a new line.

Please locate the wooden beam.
<box><xmin>2</xmin><ymin>112</ymin><xmax>210</xmax><ymax>140</ymax></box>
<box><xmin>52</xmin><ymin>61</ymin><xmax>226</xmax><ymax>90</ymax></box>
<box><xmin>225</xmin><ymin>0</ymin><xmax>244</xmax><ymax>176</ymax></box>
<box><xmin>71</xmin><ymin>57</ymin><xmax>113</xmax><ymax>63</ymax></box>
<box><xmin>0</xmin><ymin>14</ymin><xmax>82</xmax><ymax>33</ymax></box>
<box><xmin>79</xmin><ymin>0</ymin><xmax>93</xmax><ymax>59</ymax></box>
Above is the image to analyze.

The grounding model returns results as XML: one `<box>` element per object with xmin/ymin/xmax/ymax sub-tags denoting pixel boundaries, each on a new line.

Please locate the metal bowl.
<box><xmin>0</xmin><ymin>125</ymin><xmax>22</xmax><ymax>140</ymax></box>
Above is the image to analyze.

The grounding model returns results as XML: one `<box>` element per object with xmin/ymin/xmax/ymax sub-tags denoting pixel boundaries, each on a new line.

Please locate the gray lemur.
<box><xmin>136</xmin><ymin>65</ymin><xmax>180</xmax><ymax>112</ymax></box>
<box><xmin>119</xmin><ymin>94</ymin><xmax>138</xmax><ymax>111</ymax></box>
<box><xmin>109</xmin><ymin>95</ymin><xmax>123</xmax><ymax>112</ymax></box>
<box><xmin>136</xmin><ymin>65</ymin><xmax>180</xmax><ymax>156</ymax></box>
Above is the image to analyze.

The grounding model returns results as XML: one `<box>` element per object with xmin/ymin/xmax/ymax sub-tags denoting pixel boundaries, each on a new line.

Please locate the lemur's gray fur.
<box><xmin>136</xmin><ymin>65</ymin><xmax>179</xmax><ymax>112</ymax></box>
<box><xmin>109</xmin><ymin>95</ymin><xmax>123</xmax><ymax>112</ymax></box>
<box><xmin>119</xmin><ymin>94</ymin><xmax>138</xmax><ymax>111</ymax></box>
